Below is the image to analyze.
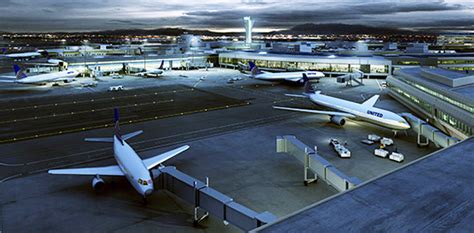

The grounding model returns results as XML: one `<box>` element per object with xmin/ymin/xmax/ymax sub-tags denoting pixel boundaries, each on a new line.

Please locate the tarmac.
<box><xmin>258</xmin><ymin>137</ymin><xmax>474</xmax><ymax>233</ymax></box>
<box><xmin>0</xmin><ymin>68</ymin><xmax>438</xmax><ymax>232</ymax></box>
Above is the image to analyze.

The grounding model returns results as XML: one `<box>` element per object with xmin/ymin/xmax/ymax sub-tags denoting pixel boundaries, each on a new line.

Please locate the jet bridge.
<box><xmin>276</xmin><ymin>135</ymin><xmax>361</xmax><ymax>192</ymax></box>
<box><xmin>400</xmin><ymin>113</ymin><xmax>460</xmax><ymax>148</ymax></box>
<box><xmin>335</xmin><ymin>72</ymin><xmax>364</xmax><ymax>87</ymax></box>
<box><xmin>151</xmin><ymin>166</ymin><xmax>277</xmax><ymax>232</ymax></box>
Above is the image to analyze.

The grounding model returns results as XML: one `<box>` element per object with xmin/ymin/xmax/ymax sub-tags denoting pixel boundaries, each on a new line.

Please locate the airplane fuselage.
<box><xmin>16</xmin><ymin>70</ymin><xmax>79</xmax><ymax>84</ymax></box>
<box><xmin>113</xmin><ymin>136</ymin><xmax>154</xmax><ymax>197</ymax></box>
<box><xmin>253</xmin><ymin>71</ymin><xmax>325</xmax><ymax>82</ymax></box>
<box><xmin>5</xmin><ymin>52</ymin><xmax>42</xmax><ymax>59</ymax></box>
<box><xmin>309</xmin><ymin>93</ymin><xmax>410</xmax><ymax>130</ymax></box>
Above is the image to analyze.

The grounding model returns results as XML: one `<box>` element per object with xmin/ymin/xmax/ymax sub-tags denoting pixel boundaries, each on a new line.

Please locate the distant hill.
<box><xmin>0</xmin><ymin>24</ymin><xmax>427</xmax><ymax>36</ymax></box>
<box><xmin>275</xmin><ymin>23</ymin><xmax>417</xmax><ymax>35</ymax></box>
<box><xmin>83</xmin><ymin>28</ymin><xmax>238</xmax><ymax>37</ymax></box>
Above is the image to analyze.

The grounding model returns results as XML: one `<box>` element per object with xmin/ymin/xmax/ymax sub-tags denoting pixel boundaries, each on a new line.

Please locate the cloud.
<box><xmin>0</xmin><ymin>0</ymin><xmax>472</xmax><ymax>32</ymax></box>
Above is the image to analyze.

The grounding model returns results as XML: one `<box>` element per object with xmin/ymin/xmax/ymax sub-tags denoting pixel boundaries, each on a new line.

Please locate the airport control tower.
<box><xmin>243</xmin><ymin>16</ymin><xmax>254</xmax><ymax>45</ymax></box>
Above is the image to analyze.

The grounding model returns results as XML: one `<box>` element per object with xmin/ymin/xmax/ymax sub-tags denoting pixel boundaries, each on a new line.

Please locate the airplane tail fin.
<box><xmin>159</xmin><ymin>60</ymin><xmax>164</xmax><ymax>70</ymax></box>
<box><xmin>1</xmin><ymin>48</ymin><xmax>6</xmax><ymax>55</ymax></box>
<box><xmin>114</xmin><ymin>108</ymin><xmax>123</xmax><ymax>143</ymax></box>
<box><xmin>84</xmin><ymin>109</ymin><xmax>142</xmax><ymax>143</ymax></box>
<box><xmin>303</xmin><ymin>74</ymin><xmax>316</xmax><ymax>94</ymax></box>
<box><xmin>13</xmin><ymin>65</ymin><xmax>27</xmax><ymax>80</ymax></box>
<box><xmin>39</xmin><ymin>50</ymin><xmax>49</xmax><ymax>58</ymax></box>
<box><xmin>249</xmin><ymin>62</ymin><xmax>262</xmax><ymax>76</ymax></box>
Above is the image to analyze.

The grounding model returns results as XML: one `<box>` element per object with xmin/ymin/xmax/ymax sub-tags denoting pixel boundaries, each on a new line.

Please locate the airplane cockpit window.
<box><xmin>138</xmin><ymin>178</ymin><xmax>149</xmax><ymax>185</ymax></box>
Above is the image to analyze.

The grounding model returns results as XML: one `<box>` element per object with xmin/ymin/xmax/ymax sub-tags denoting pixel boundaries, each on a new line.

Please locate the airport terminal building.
<box><xmin>387</xmin><ymin>67</ymin><xmax>474</xmax><ymax>139</ymax></box>
<box><xmin>218</xmin><ymin>51</ymin><xmax>392</xmax><ymax>77</ymax></box>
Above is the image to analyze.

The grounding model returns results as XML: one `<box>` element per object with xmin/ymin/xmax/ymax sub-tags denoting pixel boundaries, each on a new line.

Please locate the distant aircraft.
<box><xmin>0</xmin><ymin>65</ymin><xmax>80</xmax><ymax>85</ymax></box>
<box><xmin>248</xmin><ymin>61</ymin><xmax>325</xmax><ymax>84</ymax></box>
<box><xmin>136</xmin><ymin>60</ymin><xmax>165</xmax><ymax>77</ymax></box>
<box><xmin>49</xmin><ymin>109</ymin><xmax>190</xmax><ymax>198</ymax></box>
<box><xmin>273</xmin><ymin>76</ymin><xmax>410</xmax><ymax>130</ymax></box>
<box><xmin>1</xmin><ymin>49</ymin><xmax>46</xmax><ymax>60</ymax></box>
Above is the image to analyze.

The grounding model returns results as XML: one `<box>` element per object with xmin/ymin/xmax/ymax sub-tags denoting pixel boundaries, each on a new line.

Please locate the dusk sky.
<box><xmin>0</xmin><ymin>0</ymin><xmax>473</xmax><ymax>32</ymax></box>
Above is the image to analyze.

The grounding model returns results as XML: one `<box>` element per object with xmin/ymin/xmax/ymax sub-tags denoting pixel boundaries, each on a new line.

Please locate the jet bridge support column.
<box><xmin>193</xmin><ymin>179</ymin><xmax>209</xmax><ymax>225</ymax></box>
<box><xmin>303</xmin><ymin>147</ymin><xmax>317</xmax><ymax>185</ymax></box>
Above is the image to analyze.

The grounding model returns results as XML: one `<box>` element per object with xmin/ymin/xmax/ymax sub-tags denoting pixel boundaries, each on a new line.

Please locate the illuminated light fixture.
<box><xmin>328</xmin><ymin>55</ymin><xmax>337</xmax><ymax>58</ymax></box>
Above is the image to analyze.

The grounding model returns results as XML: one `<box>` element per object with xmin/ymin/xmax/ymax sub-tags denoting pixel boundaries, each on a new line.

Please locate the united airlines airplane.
<box><xmin>248</xmin><ymin>61</ymin><xmax>325</xmax><ymax>84</ymax></box>
<box><xmin>48</xmin><ymin>109</ymin><xmax>190</xmax><ymax>198</ymax></box>
<box><xmin>0</xmin><ymin>65</ymin><xmax>80</xmax><ymax>85</ymax></box>
<box><xmin>273</xmin><ymin>77</ymin><xmax>410</xmax><ymax>130</ymax></box>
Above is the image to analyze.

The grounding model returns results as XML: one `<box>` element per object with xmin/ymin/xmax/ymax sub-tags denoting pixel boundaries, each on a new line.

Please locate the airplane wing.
<box><xmin>284</xmin><ymin>94</ymin><xmax>308</xmax><ymax>98</ymax></box>
<box><xmin>48</xmin><ymin>165</ymin><xmax>124</xmax><ymax>176</ymax></box>
<box><xmin>143</xmin><ymin>145</ymin><xmax>190</xmax><ymax>170</ymax></box>
<box><xmin>273</xmin><ymin>106</ymin><xmax>356</xmax><ymax>118</ymax></box>
<box><xmin>362</xmin><ymin>95</ymin><xmax>380</xmax><ymax>107</ymax></box>
<box><xmin>0</xmin><ymin>78</ymin><xmax>16</xmax><ymax>83</ymax></box>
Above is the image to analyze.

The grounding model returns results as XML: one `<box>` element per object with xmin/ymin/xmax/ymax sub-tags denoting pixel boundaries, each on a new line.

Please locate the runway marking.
<box><xmin>0</xmin><ymin>99</ymin><xmax>174</xmax><ymax>125</ymax></box>
<box><xmin>0</xmin><ymin>162</ymin><xmax>25</xmax><ymax>167</ymax></box>
<box><xmin>0</xmin><ymin>102</ymin><xmax>250</xmax><ymax>144</ymax></box>
<box><xmin>0</xmin><ymin>173</ymin><xmax>22</xmax><ymax>183</ymax></box>
<box><xmin>0</xmin><ymin>88</ymin><xmax>193</xmax><ymax>112</ymax></box>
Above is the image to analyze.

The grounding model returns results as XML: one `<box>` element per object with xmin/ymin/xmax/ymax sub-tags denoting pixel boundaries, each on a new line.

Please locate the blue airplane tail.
<box><xmin>303</xmin><ymin>74</ymin><xmax>315</xmax><ymax>94</ymax></box>
<box><xmin>249</xmin><ymin>62</ymin><xmax>262</xmax><ymax>76</ymax></box>
<box><xmin>114</xmin><ymin>108</ymin><xmax>123</xmax><ymax>143</ymax></box>
<box><xmin>13</xmin><ymin>65</ymin><xmax>27</xmax><ymax>79</ymax></box>
<box><xmin>159</xmin><ymin>60</ymin><xmax>164</xmax><ymax>69</ymax></box>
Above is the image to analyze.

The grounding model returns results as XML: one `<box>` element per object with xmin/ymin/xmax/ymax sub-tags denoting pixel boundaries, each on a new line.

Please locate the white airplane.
<box><xmin>1</xmin><ymin>49</ymin><xmax>45</xmax><ymax>60</ymax></box>
<box><xmin>248</xmin><ymin>61</ymin><xmax>325</xmax><ymax>84</ymax></box>
<box><xmin>49</xmin><ymin>109</ymin><xmax>190</xmax><ymax>198</ymax></box>
<box><xmin>136</xmin><ymin>60</ymin><xmax>165</xmax><ymax>77</ymax></box>
<box><xmin>273</xmin><ymin>77</ymin><xmax>411</xmax><ymax>130</ymax></box>
<box><xmin>0</xmin><ymin>65</ymin><xmax>80</xmax><ymax>85</ymax></box>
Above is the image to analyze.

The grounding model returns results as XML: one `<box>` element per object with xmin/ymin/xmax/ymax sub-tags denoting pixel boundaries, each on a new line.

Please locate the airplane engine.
<box><xmin>92</xmin><ymin>176</ymin><xmax>105</xmax><ymax>191</ymax></box>
<box><xmin>330</xmin><ymin>116</ymin><xmax>346</xmax><ymax>126</ymax></box>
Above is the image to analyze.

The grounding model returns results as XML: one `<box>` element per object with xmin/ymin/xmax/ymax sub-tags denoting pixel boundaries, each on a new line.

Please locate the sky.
<box><xmin>0</xmin><ymin>0</ymin><xmax>473</xmax><ymax>32</ymax></box>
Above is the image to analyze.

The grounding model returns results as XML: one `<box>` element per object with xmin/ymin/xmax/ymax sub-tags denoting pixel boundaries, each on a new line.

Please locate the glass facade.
<box><xmin>388</xmin><ymin>79</ymin><xmax>473</xmax><ymax>137</ymax></box>
<box><xmin>436</xmin><ymin>110</ymin><xmax>472</xmax><ymax>135</ymax></box>
<box><xmin>400</xmin><ymin>79</ymin><xmax>474</xmax><ymax>114</ymax></box>
<box><xmin>219</xmin><ymin>56</ymin><xmax>389</xmax><ymax>74</ymax></box>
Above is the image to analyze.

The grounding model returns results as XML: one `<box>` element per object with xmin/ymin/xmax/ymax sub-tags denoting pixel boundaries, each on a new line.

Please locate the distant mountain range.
<box><xmin>82</xmin><ymin>28</ymin><xmax>236</xmax><ymax>37</ymax></box>
<box><xmin>2</xmin><ymin>23</ymin><xmax>426</xmax><ymax>36</ymax></box>
<box><xmin>277</xmin><ymin>23</ymin><xmax>417</xmax><ymax>35</ymax></box>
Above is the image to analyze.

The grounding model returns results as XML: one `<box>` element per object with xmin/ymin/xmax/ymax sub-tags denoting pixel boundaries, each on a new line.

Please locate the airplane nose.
<box><xmin>144</xmin><ymin>188</ymin><xmax>153</xmax><ymax>197</ymax></box>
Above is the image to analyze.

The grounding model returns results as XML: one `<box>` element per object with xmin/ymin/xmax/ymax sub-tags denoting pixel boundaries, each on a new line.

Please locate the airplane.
<box><xmin>248</xmin><ymin>61</ymin><xmax>325</xmax><ymax>84</ymax></box>
<box><xmin>1</xmin><ymin>49</ymin><xmax>46</xmax><ymax>60</ymax></box>
<box><xmin>48</xmin><ymin>109</ymin><xmax>190</xmax><ymax>198</ymax></box>
<box><xmin>136</xmin><ymin>60</ymin><xmax>165</xmax><ymax>77</ymax></box>
<box><xmin>273</xmin><ymin>76</ymin><xmax>411</xmax><ymax>130</ymax></box>
<box><xmin>0</xmin><ymin>65</ymin><xmax>80</xmax><ymax>85</ymax></box>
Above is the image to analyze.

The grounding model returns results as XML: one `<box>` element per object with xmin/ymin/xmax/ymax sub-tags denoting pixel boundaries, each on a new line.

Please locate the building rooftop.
<box><xmin>257</xmin><ymin>137</ymin><xmax>474</xmax><ymax>233</ymax></box>
<box><xmin>394</xmin><ymin>67</ymin><xmax>474</xmax><ymax>105</ymax></box>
